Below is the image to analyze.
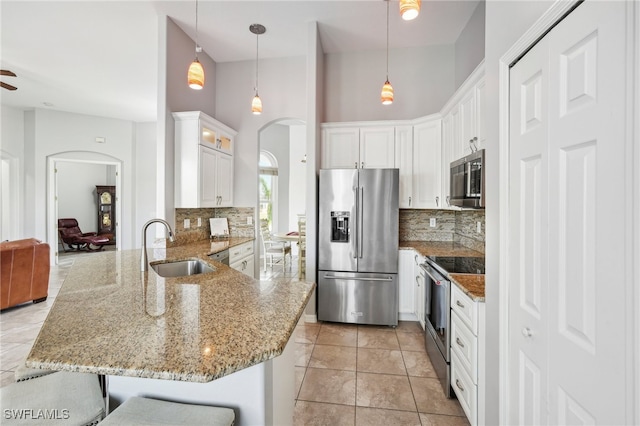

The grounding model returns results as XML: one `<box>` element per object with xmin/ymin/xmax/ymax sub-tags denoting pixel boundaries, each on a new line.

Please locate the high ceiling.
<box><xmin>0</xmin><ymin>1</ymin><xmax>480</xmax><ymax>122</ymax></box>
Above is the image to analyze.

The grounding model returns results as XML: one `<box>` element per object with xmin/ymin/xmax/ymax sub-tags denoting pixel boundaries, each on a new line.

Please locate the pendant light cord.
<box><xmin>255</xmin><ymin>33</ymin><xmax>259</xmax><ymax>94</ymax></box>
<box><xmin>195</xmin><ymin>0</ymin><xmax>199</xmax><ymax>57</ymax></box>
<box><xmin>386</xmin><ymin>0</ymin><xmax>389</xmax><ymax>80</ymax></box>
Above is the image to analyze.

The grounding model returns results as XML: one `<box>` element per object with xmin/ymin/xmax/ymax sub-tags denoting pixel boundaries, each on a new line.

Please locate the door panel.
<box><xmin>357</xmin><ymin>169</ymin><xmax>399</xmax><ymax>273</ymax></box>
<box><xmin>508</xmin><ymin>1</ymin><xmax>629</xmax><ymax>423</ymax></box>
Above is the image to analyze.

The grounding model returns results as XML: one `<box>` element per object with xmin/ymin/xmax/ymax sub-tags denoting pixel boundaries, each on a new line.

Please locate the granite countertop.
<box><xmin>26</xmin><ymin>238</ymin><xmax>315</xmax><ymax>383</ymax></box>
<box><xmin>399</xmin><ymin>241</ymin><xmax>485</xmax><ymax>301</ymax></box>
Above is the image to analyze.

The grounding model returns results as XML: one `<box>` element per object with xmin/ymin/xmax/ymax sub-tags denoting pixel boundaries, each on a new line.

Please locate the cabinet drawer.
<box><xmin>230</xmin><ymin>241</ymin><xmax>253</xmax><ymax>263</ymax></box>
<box><xmin>451</xmin><ymin>283</ymin><xmax>478</xmax><ymax>335</ymax></box>
<box><xmin>451</xmin><ymin>311</ymin><xmax>478</xmax><ymax>384</ymax></box>
<box><xmin>451</xmin><ymin>350</ymin><xmax>477</xmax><ymax>426</ymax></box>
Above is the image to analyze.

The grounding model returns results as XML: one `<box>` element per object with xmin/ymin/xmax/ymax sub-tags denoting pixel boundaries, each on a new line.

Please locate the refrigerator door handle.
<box><xmin>323</xmin><ymin>274</ymin><xmax>394</xmax><ymax>282</ymax></box>
<box><xmin>359</xmin><ymin>186</ymin><xmax>364</xmax><ymax>258</ymax></box>
<box><xmin>352</xmin><ymin>186</ymin><xmax>359</xmax><ymax>258</ymax></box>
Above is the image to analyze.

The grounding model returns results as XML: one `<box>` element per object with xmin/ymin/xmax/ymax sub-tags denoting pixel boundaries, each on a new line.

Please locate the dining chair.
<box><xmin>260</xmin><ymin>220</ymin><xmax>291</xmax><ymax>272</ymax></box>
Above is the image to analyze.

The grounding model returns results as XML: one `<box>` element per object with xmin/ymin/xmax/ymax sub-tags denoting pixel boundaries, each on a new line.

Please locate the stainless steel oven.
<box><xmin>422</xmin><ymin>259</ymin><xmax>453</xmax><ymax>397</ymax></box>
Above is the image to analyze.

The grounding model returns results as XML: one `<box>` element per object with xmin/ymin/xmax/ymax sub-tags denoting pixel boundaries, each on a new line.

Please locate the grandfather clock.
<box><xmin>96</xmin><ymin>185</ymin><xmax>116</xmax><ymax>244</ymax></box>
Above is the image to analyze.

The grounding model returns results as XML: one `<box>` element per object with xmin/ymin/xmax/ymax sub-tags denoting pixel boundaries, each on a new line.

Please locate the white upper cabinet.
<box><xmin>412</xmin><ymin>118</ymin><xmax>442</xmax><ymax>209</ymax></box>
<box><xmin>394</xmin><ymin>126</ymin><xmax>413</xmax><ymax>208</ymax></box>
<box><xmin>173</xmin><ymin>111</ymin><xmax>237</xmax><ymax>208</ymax></box>
<box><xmin>321</xmin><ymin>124</ymin><xmax>395</xmax><ymax>169</ymax></box>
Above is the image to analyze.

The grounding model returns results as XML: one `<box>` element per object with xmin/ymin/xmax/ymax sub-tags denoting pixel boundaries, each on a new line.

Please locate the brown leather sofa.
<box><xmin>0</xmin><ymin>238</ymin><xmax>50</xmax><ymax>310</ymax></box>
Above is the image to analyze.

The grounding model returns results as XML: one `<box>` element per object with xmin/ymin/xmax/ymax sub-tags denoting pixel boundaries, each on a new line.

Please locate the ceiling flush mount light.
<box><xmin>381</xmin><ymin>0</ymin><xmax>393</xmax><ymax>105</ymax></box>
<box><xmin>399</xmin><ymin>0</ymin><xmax>421</xmax><ymax>21</ymax></box>
<box><xmin>250</xmin><ymin>23</ymin><xmax>266</xmax><ymax>115</ymax></box>
<box><xmin>187</xmin><ymin>0</ymin><xmax>204</xmax><ymax>90</ymax></box>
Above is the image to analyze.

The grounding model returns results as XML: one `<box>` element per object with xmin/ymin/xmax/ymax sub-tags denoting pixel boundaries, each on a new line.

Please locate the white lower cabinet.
<box><xmin>450</xmin><ymin>283</ymin><xmax>484</xmax><ymax>426</ymax></box>
<box><xmin>230</xmin><ymin>241</ymin><xmax>254</xmax><ymax>278</ymax></box>
<box><xmin>398</xmin><ymin>250</ymin><xmax>415</xmax><ymax>319</ymax></box>
<box><xmin>413</xmin><ymin>252</ymin><xmax>426</xmax><ymax>330</ymax></box>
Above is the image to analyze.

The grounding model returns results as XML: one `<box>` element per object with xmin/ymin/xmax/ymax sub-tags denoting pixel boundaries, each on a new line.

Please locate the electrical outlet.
<box><xmin>184</xmin><ymin>219</ymin><xmax>190</xmax><ymax>229</ymax></box>
<box><xmin>247</xmin><ymin>216</ymin><xmax>253</xmax><ymax>225</ymax></box>
<box><xmin>197</xmin><ymin>217</ymin><xmax>202</xmax><ymax>227</ymax></box>
<box><xmin>430</xmin><ymin>218</ymin><xmax>436</xmax><ymax>228</ymax></box>
<box><xmin>477</xmin><ymin>221</ymin><xmax>482</xmax><ymax>233</ymax></box>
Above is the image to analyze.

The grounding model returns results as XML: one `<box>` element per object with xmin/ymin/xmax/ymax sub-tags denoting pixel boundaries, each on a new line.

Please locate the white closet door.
<box><xmin>508</xmin><ymin>1</ymin><xmax>629</xmax><ymax>424</ymax></box>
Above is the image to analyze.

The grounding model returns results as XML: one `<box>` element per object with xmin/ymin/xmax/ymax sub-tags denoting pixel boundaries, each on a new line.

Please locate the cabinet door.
<box><xmin>413</xmin><ymin>253</ymin><xmax>426</xmax><ymax>330</ymax></box>
<box><xmin>459</xmin><ymin>90</ymin><xmax>477</xmax><ymax>157</ymax></box>
<box><xmin>395</xmin><ymin>126</ymin><xmax>413</xmax><ymax>208</ymax></box>
<box><xmin>200</xmin><ymin>146</ymin><xmax>218</xmax><ymax>207</ymax></box>
<box><xmin>475</xmin><ymin>79</ymin><xmax>486</xmax><ymax>151</ymax></box>
<box><xmin>398</xmin><ymin>250</ymin><xmax>415</xmax><ymax>316</ymax></box>
<box><xmin>359</xmin><ymin>126</ymin><xmax>395</xmax><ymax>169</ymax></box>
<box><xmin>412</xmin><ymin>120</ymin><xmax>442</xmax><ymax>209</ymax></box>
<box><xmin>322</xmin><ymin>127</ymin><xmax>359</xmax><ymax>169</ymax></box>
<box><xmin>216</xmin><ymin>153</ymin><xmax>233</xmax><ymax>206</ymax></box>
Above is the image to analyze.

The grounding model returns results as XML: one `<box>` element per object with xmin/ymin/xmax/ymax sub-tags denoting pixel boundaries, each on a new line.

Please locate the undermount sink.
<box><xmin>150</xmin><ymin>259</ymin><xmax>214</xmax><ymax>278</ymax></box>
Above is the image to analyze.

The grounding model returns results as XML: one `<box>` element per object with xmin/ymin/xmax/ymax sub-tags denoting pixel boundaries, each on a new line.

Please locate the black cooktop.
<box><xmin>428</xmin><ymin>256</ymin><xmax>485</xmax><ymax>275</ymax></box>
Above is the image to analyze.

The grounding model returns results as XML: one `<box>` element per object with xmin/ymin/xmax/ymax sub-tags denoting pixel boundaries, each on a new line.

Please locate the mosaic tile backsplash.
<box><xmin>174</xmin><ymin>207</ymin><xmax>255</xmax><ymax>244</ymax></box>
<box><xmin>399</xmin><ymin>209</ymin><xmax>485</xmax><ymax>254</ymax></box>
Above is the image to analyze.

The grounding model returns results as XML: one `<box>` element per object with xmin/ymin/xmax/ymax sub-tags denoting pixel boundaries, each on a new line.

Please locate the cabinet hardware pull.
<box><xmin>456</xmin><ymin>379</ymin><xmax>465</xmax><ymax>392</ymax></box>
<box><xmin>435</xmin><ymin>196</ymin><xmax>439</xmax><ymax>207</ymax></box>
<box><xmin>456</xmin><ymin>300</ymin><xmax>465</xmax><ymax>308</ymax></box>
<box><xmin>456</xmin><ymin>337</ymin><xmax>465</xmax><ymax>348</ymax></box>
<box><xmin>522</xmin><ymin>327</ymin><xmax>532</xmax><ymax>337</ymax></box>
<box><xmin>409</xmin><ymin>196</ymin><xmax>412</xmax><ymax>206</ymax></box>
<box><xmin>414</xmin><ymin>254</ymin><xmax>418</xmax><ymax>264</ymax></box>
<box><xmin>446</xmin><ymin>196</ymin><xmax>450</xmax><ymax>206</ymax></box>
<box><xmin>415</xmin><ymin>276</ymin><xmax>420</xmax><ymax>284</ymax></box>
<box><xmin>355</xmin><ymin>162</ymin><xmax>358</xmax><ymax>168</ymax></box>
<box><xmin>361</xmin><ymin>162</ymin><xmax>364</xmax><ymax>168</ymax></box>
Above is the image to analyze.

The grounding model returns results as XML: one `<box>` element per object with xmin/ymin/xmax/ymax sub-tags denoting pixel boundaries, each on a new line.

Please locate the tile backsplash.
<box><xmin>174</xmin><ymin>207</ymin><xmax>255</xmax><ymax>244</ymax></box>
<box><xmin>400</xmin><ymin>209</ymin><xmax>485</xmax><ymax>254</ymax></box>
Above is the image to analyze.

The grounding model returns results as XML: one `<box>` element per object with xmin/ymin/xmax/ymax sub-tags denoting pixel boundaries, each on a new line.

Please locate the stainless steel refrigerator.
<box><xmin>318</xmin><ymin>168</ymin><xmax>399</xmax><ymax>326</ymax></box>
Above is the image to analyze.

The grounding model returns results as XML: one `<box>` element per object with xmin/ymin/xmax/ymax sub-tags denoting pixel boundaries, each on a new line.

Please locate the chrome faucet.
<box><xmin>141</xmin><ymin>218</ymin><xmax>175</xmax><ymax>271</ymax></box>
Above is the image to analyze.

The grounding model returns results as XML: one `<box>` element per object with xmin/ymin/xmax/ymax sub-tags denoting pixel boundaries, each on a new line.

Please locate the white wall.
<box><xmin>483</xmin><ymin>1</ymin><xmax>555</xmax><ymax>423</ymax></box>
<box><xmin>0</xmin><ymin>106</ymin><xmax>25</xmax><ymax>240</ymax></box>
<box><xmin>134</xmin><ymin>121</ymin><xmax>157</xmax><ymax>247</ymax></box>
<box><xmin>56</xmin><ymin>161</ymin><xmax>108</xmax><ymax>236</ymax></box>
<box><xmin>454</xmin><ymin>0</ymin><xmax>486</xmax><ymax>89</ymax></box>
<box><xmin>323</xmin><ymin>45</ymin><xmax>455</xmax><ymax>122</ymax></box>
<box><xmin>288</xmin><ymin>124</ymin><xmax>306</xmax><ymax>232</ymax></box>
<box><xmin>23</xmin><ymin>108</ymin><xmax>136</xmax><ymax>249</ymax></box>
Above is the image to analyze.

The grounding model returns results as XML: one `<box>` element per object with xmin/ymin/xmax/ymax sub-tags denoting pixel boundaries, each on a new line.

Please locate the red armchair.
<box><xmin>57</xmin><ymin>218</ymin><xmax>109</xmax><ymax>252</ymax></box>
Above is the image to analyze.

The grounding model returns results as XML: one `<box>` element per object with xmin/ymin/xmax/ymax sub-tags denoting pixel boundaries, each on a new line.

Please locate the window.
<box><xmin>259</xmin><ymin>151</ymin><xmax>278</xmax><ymax>231</ymax></box>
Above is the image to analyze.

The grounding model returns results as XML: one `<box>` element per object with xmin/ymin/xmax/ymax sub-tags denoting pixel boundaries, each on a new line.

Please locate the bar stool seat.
<box><xmin>14</xmin><ymin>362</ymin><xmax>56</xmax><ymax>382</ymax></box>
<box><xmin>0</xmin><ymin>371</ymin><xmax>105</xmax><ymax>425</ymax></box>
<box><xmin>101</xmin><ymin>396</ymin><xmax>235</xmax><ymax>426</ymax></box>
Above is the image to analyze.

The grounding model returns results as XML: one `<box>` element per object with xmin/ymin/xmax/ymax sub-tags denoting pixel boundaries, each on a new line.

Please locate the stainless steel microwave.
<box><xmin>449</xmin><ymin>149</ymin><xmax>484</xmax><ymax>208</ymax></box>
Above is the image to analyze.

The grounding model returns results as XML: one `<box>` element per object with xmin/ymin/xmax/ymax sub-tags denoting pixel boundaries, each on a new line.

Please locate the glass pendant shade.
<box><xmin>188</xmin><ymin>59</ymin><xmax>205</xmax><ymax>90</ymax></box>
<box><xmin>381</xmin><ymin>80</ymin><xmax>394</xmax><ymax>105</ymax></box>
<box><xmin>399</xmin><ymin>0</ymin><xmax>421</xmax><ymax>20</ymax></box>
<box><xmin>252</xmin><ymin>94</ymin><xmax>262</xmax><ymax>115</ymax></box>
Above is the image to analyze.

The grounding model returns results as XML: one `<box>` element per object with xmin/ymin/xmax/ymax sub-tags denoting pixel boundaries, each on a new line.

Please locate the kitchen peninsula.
<box><xmin>26</xmin><ymin>239</ymin><xmax>315</xmax><ymax>426</ymax></box>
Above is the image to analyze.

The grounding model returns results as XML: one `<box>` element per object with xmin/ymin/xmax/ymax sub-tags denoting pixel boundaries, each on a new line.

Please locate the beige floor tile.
<box><xmin>295</xmin><ymin>366</ymin><xmax>306</xmax><ymax>399</ymax></box>
<box><xmin>309</xmin><ymin>344</ymin><xmax>357</xmax><ymax>371</ymax></box>
<box><xmin>355</xmin><ymin>406</ymin><xmax>421</xmax><ymax>426</ymax></box>
<box><xmin>357</xmin><ymin>328</ymin><xmax>399</xmax><ymax>350</ymax></box>
<box><xmin>298</xmin><ymin>368</ymin><xmax>356</xmax><ymax>405</ymax></box>
<box><xmin>316</xmin><ymin>324</ymin><xmax>358</xmax><ymax>347</ymax></box>
<box><xmin>357</xmin><ymin>348</ymin><xmax>406</xmax><ymax>376</ymax></box>
<box><xmin>0</xmin><ymin>371</ymin><xmax>16</xmax><ymax>388</ymax></box>
<box><xmin>356</xmin><ymin>372</ymin><xmax>416</xmax><ymax>412</ymax></box>
<box><xmin>420</xmin><ymin>412</ymin><xmax>471</xmax><ymax>426</ymax></box>
<box><xmin>410</xmin><ymin>377</ymin><xmax>465</xmax><ymax>417</ymax></box>
<box><xmin>402</xmin><ymin>350</ymin><xmax>437</xmax><ymax>378</ymax></box>
<box><xmin>294</xmin><ymin>401</ymin><xmax>355</xmax><ymax>426</ymax></box>
<box><xmin>357</xmin><ymin>324</ymin><xmax>396</xmax><ymax>333</ymax></box>
<box><xmin>293</xmin><ymin>324</ymin><xmax>321</xmax><ymax>344</ymax></box>
<box><xmin>397</xmin><ymin>331</ymin><xmax>426</xmax><ymax>351</ymax></box>
<box><xmin>1</xmin><ymin>324</ymin><xmax>43</xmax><ymax>344</ymax></box>
<box><xmin>0</xmin><ymin>343</ymin><xmax>31</xmax><ymax>372</ymax></box>
<box><xmin>295</xmin><ymin>343</ymin><xmax>314</xmax><ymax>367</ymax></box>
<box><xmin>395</xmin><ymin>321</ymin><xmax>423</xmax><ymax>334</ymax></box>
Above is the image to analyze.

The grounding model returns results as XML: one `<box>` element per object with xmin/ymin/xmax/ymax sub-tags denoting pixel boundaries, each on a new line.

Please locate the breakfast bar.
<box><xmin>25</xmin><ymin>240</ymin><xmax>315</xmax><ymax>425</ymax></box>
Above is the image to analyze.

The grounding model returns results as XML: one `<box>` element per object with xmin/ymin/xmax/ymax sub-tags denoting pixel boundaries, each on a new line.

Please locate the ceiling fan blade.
<box><xmin>1</xmin><ymin>81</ymin><xmax>17</xmax><ymax>91</ymax></box>
<box><xmin>0</xmin><ymin>70</ymin><xmax>17</xmax><ymax>77</ymax></box>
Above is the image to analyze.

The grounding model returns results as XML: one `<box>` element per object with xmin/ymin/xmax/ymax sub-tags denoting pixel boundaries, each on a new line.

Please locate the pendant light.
<box><xmin>399</xmin><ymin>0</ymin><xmax>421</xmax><ymax>21</ymax></box>
<box><xmin>381</xmin><ymin>0</ymin><xmax>393</xmax><ymax>105</ymax></box>
<box><xmin>187</xmin><ymin>0</ymin><xmax>204</xmax><ymax>90</ymax></box>
<box><xmin>250</xmin><ymin>24</ymin><xmax>266</xmax><ymax>115</ymax></box>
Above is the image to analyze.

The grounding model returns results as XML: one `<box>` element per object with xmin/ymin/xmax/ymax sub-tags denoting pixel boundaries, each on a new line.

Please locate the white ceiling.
<box><xmin>0</xmin><ymin>1</ymin><xmax>480</xmax><ymax>122</ymax></box>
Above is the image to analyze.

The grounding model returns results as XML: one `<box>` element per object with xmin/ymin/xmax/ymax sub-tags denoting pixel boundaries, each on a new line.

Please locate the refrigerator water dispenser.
<box><xmin>330</xmin><ymin>211</ymin><xmax>349</xmax><ymax>242</ymax></box>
